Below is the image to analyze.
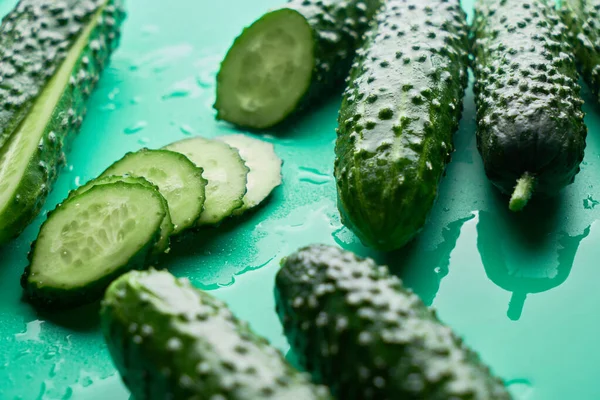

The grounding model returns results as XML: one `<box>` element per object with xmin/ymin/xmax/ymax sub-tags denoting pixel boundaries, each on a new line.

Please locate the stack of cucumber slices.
<box><xmin>21</xmin><ymin>134</ymin><xmax>282</xmax><ymax>309</ymax></box>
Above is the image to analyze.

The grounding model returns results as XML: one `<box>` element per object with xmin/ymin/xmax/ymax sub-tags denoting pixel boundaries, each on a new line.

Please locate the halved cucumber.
<box><xmin>21</xmin><ymin>182</ymin><xmax>167</xmax><ymax>309</ymax></box>
<box><xmin>164</xmin><ymin>137</ymin><xmax>249</xmax><ymax>226</ymax></box>
<box><xmin>215</xmin><ymin>9</ymin><xmax>314</xmax><ymax>129</ymax></box>
<box><xmin>218</xmin><ymin>134</ymin><xmax>282</xmax><ymax>215</ymax></box>
<box><xmin>99</xmin><ymin>149</ymin><xmax>207</xmax><ymax>234</ymax></box>
<box><xmin>68</xmin><ymin>175</ymin><xmax>174</xmax><ymax>256</ymax></box>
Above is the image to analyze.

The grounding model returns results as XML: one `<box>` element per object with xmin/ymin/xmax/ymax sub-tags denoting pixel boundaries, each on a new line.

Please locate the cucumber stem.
<box><xmin>509</xmin><ymin>173</ymin><xmax>535</xmax><ymax>212</ymax></box>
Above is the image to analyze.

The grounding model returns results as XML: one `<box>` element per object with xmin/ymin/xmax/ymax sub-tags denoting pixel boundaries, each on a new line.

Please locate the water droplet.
<box><xmin>130</xmin><ymin>96</ymin><xmax>142</xmax><ymax>105</ymax></box>
<box><xmin>162</xmin><ymin>88</ymin><xmax>190</xmax><ymax>100</ymax></box>
<box><xmin>506</xmin><ymin>378</ymin><xmax>533</xmax><ymax>399</ymax></box>
<box><xmin>124</xmin><ymin>121</ymin><xmax>147</xmax><ymax>135</ymax></box>
<box><xmin>138</xmin><ymin>137</ymin><xmax>150</xmax><ymax>145</ymax></box>
<box><xmin>100</xmin><ymin>103</ymin><xmax>116</xmax><ymax>111</ymax></box>
<box><xmin>107</xmin><ymin>88</ymin><xmax>120</xmax><ymax>100</ymax></box>
<box><xmin>15</xmin><ymin>320</ymin><xmax>44</xmax><ymax>342</ymax></box>
<box><xmin>180</xmin><ymin>124</ymin><xmax>195</xmax><ymax>135</ymax></box>
<box><xmin>74</xmin><ymin>176</ymin><xmax>81</xmax><ymax>187</ymax></box>
<box><xmin>298</xmin><ymin>166</ymin><xmax>332</xmax><ymax>185</ymax></box>
<box><xmin>80</xmin><ymin>376</ymin><xmax>93</xmax><ymax>388</ymax></box>
<box><xmin>583</xmin><ymin>194</ymin><xmax>599</xmax><ymax>209</ymax></box>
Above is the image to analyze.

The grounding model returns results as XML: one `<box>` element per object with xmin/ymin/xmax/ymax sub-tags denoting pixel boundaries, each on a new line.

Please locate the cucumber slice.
<box><xmin>0</xmin><ymin>0</ymin><xmax>125</xmax><ymax>245</ymax></box>
<box><xmin>218</xmin><ymin>134</ymin><xmax>282</xmax><ymax>215</ymax></box>
<box><xmin>164</xmin><ymin>137</ymin><xmax>249</xmax><ymax>226</ymax></box>
<box><xmin>99</xmin><ymin>149</ymin><xmax>207</xmax><ymax>234</ymax></box>
<box><xmin>68</xmin><ymin>175</ymin><xmax>174</xmax><ymax>256</ymax></box>
<box><xmin>21</xmin><ymin>182</ymin><xmax>167</xmax><ymax>309</ymax></box>
<box><xmin>215</xmin><ymin>9</ymin><xmax>314</xmax><ymax>129</ymax></box>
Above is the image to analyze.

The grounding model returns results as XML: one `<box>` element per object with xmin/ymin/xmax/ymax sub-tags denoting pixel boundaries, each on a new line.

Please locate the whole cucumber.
<box><xmin>275</xmin><ymin>244</ymin><xmax>511</xmax><ymax>399</ymax></box>
<box><xmin>472</xmin><ymin>0</ymin><xmax>587</xmax><ymax>211</ymax></box>
<box><xmin>334</xmin><ymin>0</ymin><xmax>469</xmax><ymax>251</ymax></box>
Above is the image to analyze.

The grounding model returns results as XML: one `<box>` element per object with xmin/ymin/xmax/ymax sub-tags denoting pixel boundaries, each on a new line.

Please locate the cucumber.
<box><xmin>334</xmin><ymin>0</ymin><xmax>469</xmax><ymax>251</ymax></box>
<box><xmin>276</xmin><ymin>244</ymin><xmax>511</xmax><ymax>399</ymax></box>
<box><xmin>472</xmin><ymin>0</ymin><xmax>587</xmax><ymax>212</ymax></box>
<box><xmin>100</xmin><ymin>149</ymin><xmax>207</xmax><ymax>234</ymax></box>
<box><xmin>21</xmin><ymin>182</ymin><xmax>167</xmax><ymax>309</ymax></box>
<box><xmin>101</xmin><ymin>269</ymin><xmax>332</xmax><ymax>400</ymax></box>
<box><xmin>218</xmin><ymin>134</ymin><xmax>282</xmax><ymax>215</ymax></box>
<box><xmin>0</xmin><ymin>0</ymin><xmax>125</xmax><ymax>245</ymax></box>
<box><xmin>562</xmin><ymin>0</ymin><xmax>600</xmax><ymax>99</ymax></box>
<box><xmin>68</xmin><ymin>175</ymin><xmax>174</xmax><ymax>256</ymax></box>
<box><xmin>164</xmin><ymin>137</ymin><xmax>249</xmax><ymax>226</ymax></box>
<box><xmin>214</xmin><ymin>0</ymin><xmax>384</xmax><ymax>129</ymax></box>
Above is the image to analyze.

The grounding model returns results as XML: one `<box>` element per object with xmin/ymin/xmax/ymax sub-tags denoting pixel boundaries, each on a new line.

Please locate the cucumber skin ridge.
<box><xmin>0</xmin><ymin>0</ymin><xmax>126</xmax><ymax>245</ymax></box>
<box><xmin>562</xmin><ymin>0</ymin><xmax>600</xmax><ymax>100</ymax></box>
<box><xmin>472</xmin><ymin>0</ymin><xmax>586</xmax><ymax>198</ymax></box>
<box><xmin>215</xmin><ymin>0</ymin><xmax>384</xmax><ymax>128</ymax></box>
<box><xmin>275</xmin><ymin>244</ymin><xmax>512</xmax><ymax>399</ymax></box>
<box><xmin>21</xmin><ymin>182</ymin><xmax>165</xmax><ymax>310</ymax></box>
<box><xmin>101</xmin><ymin>269</ymin><xmax>332</xmax><ymax>400</ymax></box>
<box><xmin>334</xmin><ymin>0</ymin><xmax>470</xmax><ymax>251</ymax></box>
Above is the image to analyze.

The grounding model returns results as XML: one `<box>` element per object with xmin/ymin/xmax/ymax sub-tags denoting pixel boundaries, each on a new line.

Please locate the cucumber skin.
<box><xmin>472</xmin><ymin>0</ymin><xmax>586</xmax><ymax>198</ymax></box>
<box><xmin>21</xmin><ymin>183</ymin><xmax>165</xmax><ymax>310</ymax></box>
<box><xmin>101</xmin><ymin>269</ymin><xmax>332</xmax><ymax>400</ymax></box>
<box><xmin>562</xmin><ymin>0</ymin><xmax>600</xmax><ymax>99</ymax></box>
<box><xmin>215</xmin><ymin>0</ymin><xmax>384</xmax><ymax>128</ymax></box>
<box><xmin>334</xmin><ymin>0</ymin><xmax>469</xmax><ymax>251</ymax></box>
<box><xmin>0</xmin><ymin>0</ymin><xmax>125</xmax><ymax>245</ymax></box>
<box><xmin>275</xmin><ymin>245</ymin><xmax>511</xmax><ymax>400</ymax></box>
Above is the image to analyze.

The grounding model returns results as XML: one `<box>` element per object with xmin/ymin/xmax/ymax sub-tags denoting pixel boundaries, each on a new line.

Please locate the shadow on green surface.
<box><xmin>477</xmin><ymin>189</ymin><xmax>591</xmax><ymax>320</ymax></box>
<box><xmin>37</xmin><ymin>301</ymin><xmax>102</xmax><ymax>332</ymax></box>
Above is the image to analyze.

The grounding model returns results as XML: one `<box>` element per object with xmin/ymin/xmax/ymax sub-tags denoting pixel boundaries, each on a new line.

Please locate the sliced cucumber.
<box><xmin>99</xmin><ymin>149</ymin><xmax>207</xmax><ymax>234</ymax></box>
<box><xmin>164</xmin><ymin>137</ymin><xmax>249</xmax><ymax>226</ymax></box>
<box><xmin>21</xmin><ymin>182</ymin><xmax>167</xmax><ymax>309</ymax></box>
<box><xmin>215</xmin><ymin>9</ymin><xmax>314</xmax><ymax>129</ymax></box>
<box><xmin>68</xmin><ymin>175</ymin><xmax>174</xmax><ymax>256</ymax></box>
<box><xmin>218</xmin><ymin>134</ymin><xmax>282</xmax><ymax>215</ymax></box>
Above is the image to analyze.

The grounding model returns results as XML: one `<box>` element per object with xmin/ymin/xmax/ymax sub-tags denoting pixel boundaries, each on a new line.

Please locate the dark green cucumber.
<box><xmin>214</xmin><ymin>0</ymin><xmax>383</xmax><ymax>129</ymax></box>
<box><xmin>334</xmin><ymin>0</ymin><xmax>469</xmax><ymax>251</ymax></box>
<box><xmin>472</xmin><ymin>0</ymin><xmax>587</xmax><ymax>212</ymax></box>
<box><xmin>21</xmin><ymin>182</ymin><xmax>166</xmax><ymax>309</ymax></box>
<box><xmin>0</xmin><ymin>0</ymin><xmax>125</xmax><ymax>245</ymax></box>
<box><xmin>100</xmin><ymin>149</ymin><xmax>207</xmax><ymax>234</ymax></box>
<box><xmin>562</xmin><ymin>0</ymin><xmax>600</xmax><ymax>98</ymax></box>
<box><xmin>68</xmin><ymin>175</ymin><xmax>174</xmax><ymax>256</ymax></box>
<box><xmin>275</xmin><ymin>244</ymin><xmax>511</xmax><ymax>399</ymax></box>
<box><xmin>101</xmin><ymin>269</ymin><xmax>332</xmax><ymax>400</ymax></box>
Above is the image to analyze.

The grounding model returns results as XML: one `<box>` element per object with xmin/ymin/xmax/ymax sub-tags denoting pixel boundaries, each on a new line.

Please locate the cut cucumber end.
<box><xmin>509</xmin><ymin>172</ymin><xmax>535</xmax><ymax>212</ymax></box>
<box><xmin>215</xmin><ymin>8</ymin><xmax>315</xmax><ymax>129</ymax></box>
<box><xmin>218</xmin><ymin>134</ymin><xmax>282</xmax><ymax>215</ymax></box>
<box><xmin>23</xmin><ymin>182</ymin><xmax>166</xmax><ymax>306</ymax></box>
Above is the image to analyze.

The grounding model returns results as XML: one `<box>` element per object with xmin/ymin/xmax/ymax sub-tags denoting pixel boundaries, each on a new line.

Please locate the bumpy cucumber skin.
<box><xmin>0</xmin><ymin>0</ymin><xmax>125</xmax><ymax>245</ymax></box>
<box><xmin>334</xmin><ymin>0</ymin><xmax>469</xmax><ymax>251</ymax></box>
<box><xmin>275</xmin><ymin>245</ymin><xmax>511</xmax><ymax>400</ymax></box>
<box><xmin>21</xmin><ymin>183</ymin><xmax>164</xmax><ymax>310</ymax></box>
<box><xmin>215</xmin><ymin>0</ymin><xmax>383</xmax><ymax>129</ymax></box>
<box><xmin>101</xmin><ymin>269</ymin><xmax>332</xmax><ymax>400</ymax></box>
<box><xmin>472</xmin><ymin>0</ymin><xmax>586</xmax><ymax>198</ymax></box>
<box><xmin>562</xmin><ymin>0</ymin><xmax>600</xmax><ymax>99</ymax></box>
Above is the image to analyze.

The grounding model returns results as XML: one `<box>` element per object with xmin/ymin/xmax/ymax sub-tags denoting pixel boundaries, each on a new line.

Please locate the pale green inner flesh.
<box><xmin>72</xmin><ymin>176</ymin><xmax>173</xmax><ymax>254</ymax></box>
<box><xmin>219</xmin><ymin>134</ymin><xmax>282</xmax><ymax>214</ymax></box>
<box><xmin>165</xmin><ymin>137</ymin><xmax>248</xmax><ymax>225</ymax></box>
<box><xmin>0</xmin><ymin>8</ymin><xmax>102</xmax><ymax>216</ymax></box>
<box><xmin>101</xmin><ymin>151</ymin><xmax>205</xmax><ymax>234</ymax></box>
<box><xmin>216</xmin><ymin>9</ymin><xmax>314</xmax><ymax>128</ymax></box>
<box><xmin>30</xmin><ymin>185</ymin><xmax>164</xmax><ymax>289</ymax></box>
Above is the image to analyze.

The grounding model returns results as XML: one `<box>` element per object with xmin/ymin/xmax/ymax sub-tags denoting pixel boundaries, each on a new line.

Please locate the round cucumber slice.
<box><xmin>22</xmin><ymin>182</ymin><xmax>167</xmax><ymax>309</ymax></box>
<box><xmin>164</xmin><ymin>137</ymin><xmax>249</xmax><ymax>226</ymax></box>
<box><xmin>100</xmin><ymin>149</ymin><xmax>207</xmax><ymax>234</ymax></box>
<box><xmin>68</xmin><ymin>175</ymin><xmax>174</xmax><ymax>256</ymax></box>
<box><xmin>218</xmin><ymin>134</ymin><xmax>282</xmax><ymax>215</ymax></box>
<box><xmin>215</xmin><ymin>8</ymin><xmax>314</xmax><ymax>129</ymax></box>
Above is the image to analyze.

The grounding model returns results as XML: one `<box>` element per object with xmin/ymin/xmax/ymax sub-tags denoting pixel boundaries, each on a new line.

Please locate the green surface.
<box><xmin>0</xmin><ymin>0</ymin><xmax>600</xmax><ymax>399</ymax></box>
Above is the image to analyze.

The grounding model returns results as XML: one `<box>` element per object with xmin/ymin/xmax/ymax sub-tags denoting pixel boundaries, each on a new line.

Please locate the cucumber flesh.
<box><xmin>215</xmin><ymin>9</ymin><xmax>314</xmax><ymax>129</ymax></box>
<box><xmin>218</xmin><ymin>134</ymin><xmax>282</xmax><ymax>215</ymax></box>
<box><xmin>165</xmin><ymin>137</ymin><xmax>249</xmax><ymax>226</ymax></box>
<box><xmin>68</xmin><ymin>175</ymin><xmax>174</xmax><ymax>256</ymax></box>
<box><xmin>21</xmin><ymin>182</ymin><xmax>167</xmax><ymax>309</ymax></box>
<box><xmin>100</xmin><ymin>149</ymin><xmax>207</xmax><ymax>234</ymax></box>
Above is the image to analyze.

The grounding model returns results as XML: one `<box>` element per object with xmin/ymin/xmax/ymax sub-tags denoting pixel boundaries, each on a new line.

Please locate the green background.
<box><xmin>1</xmin><ymin>0</ymin><xmax>600</xmax><ymax>398</ymax></box>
